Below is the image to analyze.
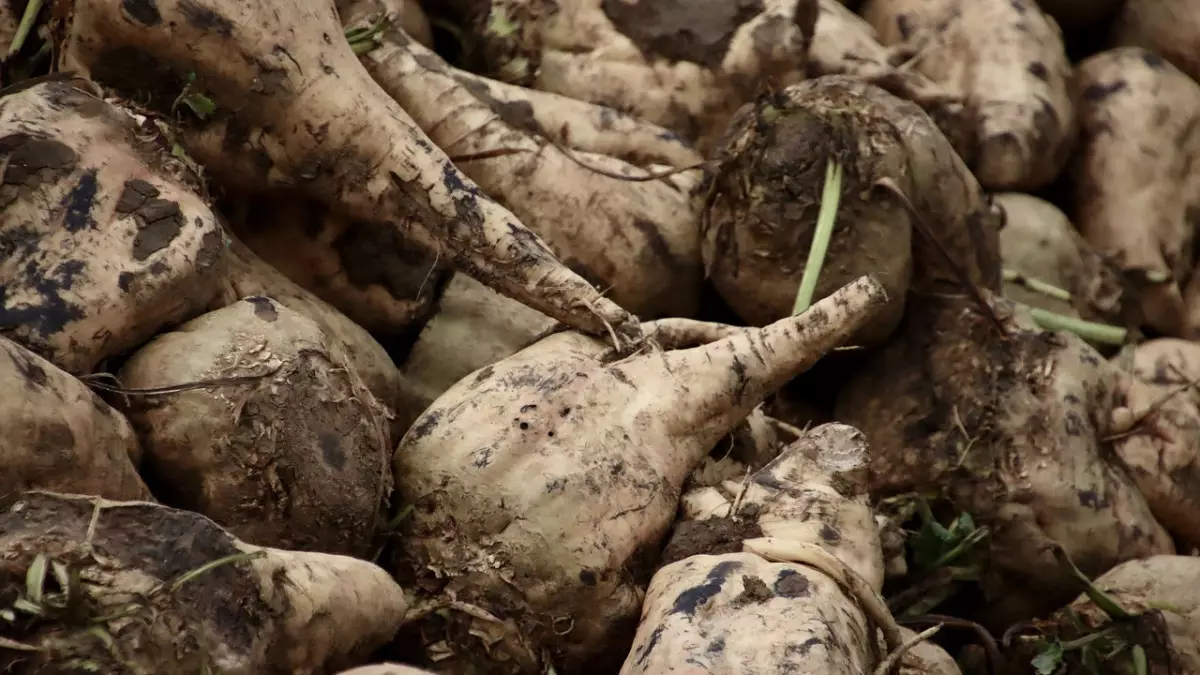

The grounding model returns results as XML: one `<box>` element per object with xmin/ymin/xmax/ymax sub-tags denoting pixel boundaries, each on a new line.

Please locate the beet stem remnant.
<box><xmin>793</xmin><ymin>158</ymin><xmax>845</xmax><ymax>315</ymax></box>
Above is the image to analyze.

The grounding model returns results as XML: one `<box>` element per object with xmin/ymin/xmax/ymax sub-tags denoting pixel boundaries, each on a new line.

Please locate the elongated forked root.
<box><xmin>54</xmin><ymin>0</ymin><xmax>641</xmax><ymax>345</ymax></box>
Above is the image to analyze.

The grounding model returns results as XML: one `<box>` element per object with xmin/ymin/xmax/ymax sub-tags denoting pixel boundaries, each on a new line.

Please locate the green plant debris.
<box><xmin>7</xmin><ymin>0</ymin><xmax>44</xmax><ymax>59</ymax></box>
<box><xmin>346</xmin><ymin>17</ymin><xmax>391</xmax><ymax>55</ymax></box>
<box><xmin>1003</xmin><ymin>268</ymin><xmax>1072</xmax><ymax>302</ymax></box>
<box><xmin>1019</xmin><ymin>303</ymin><xmax>1127</xmax><ymax>346</ymax></box>
<box><xmin>487</xmin><ymin>8</ymin><xmax>518</xmax><ymax>38</ymax></box>
<box><xmin>1032</xmin><ymin>639</ymin><xmax>1064</xmax><ymax>675</ymax></box>
<box><xmin>171</xmin><ymin>72</ymin><xmax>217</xmax><ymax>120</ymax></box>
<box><xmin>910</xmin><ymin>501</ymin><xmax>989</xmax><ymax>574</ymax></box>
<box><xmin>793</xmin><ymin>158</ymin><xmax>844</xmax><ymax>315</ymax></box>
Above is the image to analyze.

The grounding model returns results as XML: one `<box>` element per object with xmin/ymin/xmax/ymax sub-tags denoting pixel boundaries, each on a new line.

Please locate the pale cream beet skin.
<box><xmin>0</xmin><ymin>79</ymin><xmax>225</xmax><ymax>374</ymax></box>
<box><xmin>394</xmin><ymin>273</ymin><xmax>556</xmax><ymax>434</ymax></box>
<box><xmin>837</xmin><ymin>293</ymin><xmax>1175</xmax><ymax>627</ymax></box>
<box><xmin>212</xmin><ymin>235</ymin><xmax>409</xmax><ymax>444</ymax></box>
<box><xmin>1109</xmin><ymin>338</ymin><xmax>1200</xmax><ymax>547</ymax></box>
<box><xmin>622</xmin><ymin>424</ymin><xmax>893</xmax><ymax>675</ymax></box>
<box><xmin>227</xmin><ymin>194</ymin><xmax>447</xmax><ymax>342</ymax></box>
<box><xmin>469</xmin><ymin>0</ymin><xmax>819</xmax><ymax>151</ymax></box>
<box><xmin>1069</xmin><ymin>47</ymin><xmax>1200</xmax><ymax>338</ymax></box>
<box><xmin>703</xmin><ymin>77</ymin><xmax>1002</xmax><ymax>343</ymax></box>
<box><xmin>994</xmin><ymin>192</ymin><xmax>1122</xmax><ymax>322</ymax></box>
<box><xmin>357</xmin><ymin>28</ymin><xmax>705</xmax><ymax>318</ymax></box>
<box><xmin>1113</xmin><ymin>0</ymin><xmax>1200</xmax><ymax>85</ymax></box>
<box><xmin>392</xmin><ymin>277</ymin><xmax>890</xmax><ymax>674</ymax></box>
<box><xmin>117</xmin><ymin>297</ymin><xmax>392</xmax><ymax>557</ymax></box>
<box><xmin>0</xmin><ymin>337</ymin><xmax>151</xmax><ymax>505</ymax></box>
<box><xmin>1064</xmin><ymin>556</ymin><xmax>1200</xmax><ymax>673</ymax></box>
<box><xmin>0</xmin><ymin>492</ymin><xmax>408</xmax><ymax>675</ymax></box>
<box><xmin>336</xmin><ymin>666</ymin><xmax>437</xmax><ymax>675</ymax></box>
<box><xmin>53</xmin><ymin>0</ymin><xmax>640</xmax><ymax>345</ymax></box>
<box><xmin>861</xmin><ymin>0</ymin><xmax>1076</xmax><ymax>191</ymax></box>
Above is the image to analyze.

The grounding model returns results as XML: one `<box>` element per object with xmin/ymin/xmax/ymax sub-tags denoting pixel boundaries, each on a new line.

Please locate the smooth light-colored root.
<box><xmin>640</xmin><ymin>276</ymin><xmax>889</xmax><ymax>440</ymax></box>
<box><xmin>358</xmin><ymin>30</ymin><xmax>704</xmax><ymax>318</ymax></box>
<box><xmin>641</xmin><ymin>318</ymin><xmax>749</xmax><ymax>349</ymax></box>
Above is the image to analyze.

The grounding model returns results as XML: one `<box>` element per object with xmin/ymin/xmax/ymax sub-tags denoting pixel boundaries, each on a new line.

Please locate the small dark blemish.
<box><xmin>774</xmin><ymin>569</ymin><xmax>811</xmax><ymax>598</ymax></box>
<box><xmin>319</xmin><ymin>431</ymin><xmax>346</xmax><ymax>470</ymax></box>
<box><xmin>178</xmin><ymin>0</ymin><xmax>234</xmax><ymax>36</ymax></box>
<box><xmin>1081</xmin><ymin>81</ymin><xmax>1127</xmax><ymax>101</ymax></box>
<box><xmin>669</xmin><ymin>560</ymin><xmax>741</xmax><ymax>616</ymax></box>
<box><xmin>121</xmin><ymin>0</ymin><xmax>162</xmax><ymax>26</ymax></box>
<box><xmin>245</xmin><ymin>296</ymin><xmax>278</xmax><ymax>321</ymax></box>
<box><xmin>1142</xmin><ymin>51</ymin><xmax>1166</xmax><ymax>69</ymax></box>
<box><xmin>61</xmin><ymin>170</ymin><xmax>98</xmax><ymax>232</ymax></box>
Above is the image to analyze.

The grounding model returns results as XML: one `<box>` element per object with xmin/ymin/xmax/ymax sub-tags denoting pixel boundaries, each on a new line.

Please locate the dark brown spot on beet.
<box><xmin>602</xmin><ymin>0</ymin><xmax>764</xmax><ymax>69</ymax></box>
<box><xmin>115</xmin><ymin>179</ymin><xmax>161</xmax><ymax>213</ymax></box>
<box><xmin>457</xmin><ymin>74</ymin><xmax>543</xmax><ymax>136</ymax></box>
<box><xmin>632</xmin><ymin>626</ymin><xmax>665</xmax><ymax>667</ymax></box>
<box><xmin>774</xmin><ymin>569</ymin><xmax>811</xmax><ymax>597</ymax></box>
<box><xmin>178</xmin><ymin>0</ymin><xmax>233</xmax><ymax>36</ymax></box>
<box><xmin>669</xmin><ymin>560</ymin><xmax>741</xmax><ymax>616</ymax></box>
<box><xmin>471</xmin><ymin>366</ymin><xmax>495</xmax><ymax>386</ymax></box>
<box><xmin>1027</xmin><ymin>62</ymin><xmax>1048</xmax><ymax>81</ymax></box>
<box><xmin>731</xmin><ymin>574</ymin><xmax>773</xmax><ymax>607</ymax></box>
<box><xmin>122</xmin><ymin>0</ymin><xmax>162</xmax><ymax>26</ymax></box>
<box><xmin>1142</xmin><ymin>51</ymin><xmax>1166</xmax><ymax>69</ymax></box>
<box><xmin>0</xmin><ymin>258</ymin><xmax>88</xmax><ymax>340</ymax></box>
<box><xmin>130</xmin><ymin>198</ymin><xmax>185</xmax><ymax>261</ymax></box>
<box><xmin>7</xmin><ymin>344</ymin><xmax>49</xmax><ymax>388</ymax></box>
<box><xmin>1081</xmin><ymin>81</ymin><xmax>1127</xmax><ymax>101</ymax></box>
<box><xmin>245</xmin><ymin>296</ymin><xmax>277</xmax><ymax>321</ymax></box>
<box><xmin>195</xmin><ymin>229</ymin><xmax>224</xmax><ymax>271</ymax></box>
<box><xmin>407</xmin><ymin>409</ymin><xmax>442</xmax><ymax>440</ymax></box>
<box><xmin>579</xmin><ymin>569</ymin><xmax>597</xmax><ymax>586</ymax></box>
<box><xmin>61</xmin><ymin>170</ymin><xmax>98</xmax><ymax>232</ymax></box>
<box><xmin>334</xmin><ymin>219</ymin><xmax>446</xmax><ymax>302</ymax></box>
<box><xmin>319</xmin><ymin>431</ymin><xmax>346</xmax><ymax>470</ymax></box>
<box><xmin>38</xmin><ymin>421</ymin><xmax>76</xmax><ymax>452</ymax></box>
<box><xmin>0</xmin><ymin>135</ymin><xmax>78</xmax><ymax>188</ymax></box>
<box><xmin>118</xmin><ymin>272</ymin><xmax>136</xmax><ymax>292</ymax></box>
<box><xmin>819</xmin><ymin>523</ymin><xmax>842</xmax><ymax>543</ymax></box>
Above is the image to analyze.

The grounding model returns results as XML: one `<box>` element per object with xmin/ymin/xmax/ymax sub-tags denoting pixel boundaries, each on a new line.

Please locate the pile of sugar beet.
<box><xmin>5</xmin><ymin>0</ymin><xmax>1200</xmax><ymax>672</ymax></box>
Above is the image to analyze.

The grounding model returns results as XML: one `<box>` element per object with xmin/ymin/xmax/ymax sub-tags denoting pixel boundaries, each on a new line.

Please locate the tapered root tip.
<box><xmin>817</xmin><ymin>275</ymin><xmax>889</xmax><ymax>319</ymax></box>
